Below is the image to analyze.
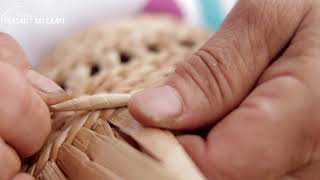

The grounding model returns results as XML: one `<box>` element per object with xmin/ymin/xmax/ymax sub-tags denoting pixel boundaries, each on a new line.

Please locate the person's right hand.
<box><xmin>0</xmin><ymin>33</ymin><xmax>67</xmax><ymax>180</ymax></box>
<box><xmin>129</xmin><ymin>0</ymin><xmax>320</xmax><ymax>179</ymax></box>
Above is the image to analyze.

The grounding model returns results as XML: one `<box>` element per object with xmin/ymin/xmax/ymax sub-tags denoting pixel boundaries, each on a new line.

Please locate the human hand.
<box><xmin>129</xmin><ymin>0</ymin><xmax>320</xmax><ymax>179</ymax></box>
<box><xmin>0</xmin><ymin>33</ymin><xmax>67</xmax><ymax>180</ymax></box>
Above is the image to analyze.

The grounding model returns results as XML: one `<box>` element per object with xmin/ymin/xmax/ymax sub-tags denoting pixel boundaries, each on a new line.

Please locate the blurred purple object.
<box><xmin>143</xmin><ymin>0</ymin><xmax>183</xmax><ymax>18</ymax></box>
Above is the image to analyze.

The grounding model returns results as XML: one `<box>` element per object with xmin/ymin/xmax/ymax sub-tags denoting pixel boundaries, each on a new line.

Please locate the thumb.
<box><xmin>128</xmin><ymin>0</ymin><xmax>309</xmax><ymax>129</ymax></box>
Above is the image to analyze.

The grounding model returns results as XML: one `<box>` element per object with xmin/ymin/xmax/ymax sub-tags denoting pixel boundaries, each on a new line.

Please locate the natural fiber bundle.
<box><xmin>23</xmin><ymin>15</ymin><xmax>212</xmax><ymax>180</ymax></box>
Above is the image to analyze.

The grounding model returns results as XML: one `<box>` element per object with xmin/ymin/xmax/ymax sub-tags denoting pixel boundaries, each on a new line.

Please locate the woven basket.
<box><xmin>23</xmin><ymin>15</ymin><xmax>211</xmax><ymax>180</ymax></box>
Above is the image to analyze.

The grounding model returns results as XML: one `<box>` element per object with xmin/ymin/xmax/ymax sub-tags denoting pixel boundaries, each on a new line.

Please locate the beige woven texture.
<box><xmin>23</xmin><ymin>15</ymin><xmax>211</xmax><ymax>180</ymax></box>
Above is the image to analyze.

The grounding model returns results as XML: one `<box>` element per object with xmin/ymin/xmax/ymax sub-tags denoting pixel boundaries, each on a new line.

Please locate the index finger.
<box><xmin>0</xmin><ymin>33</ymin><xmax>30</xmax><ymax>72</ymax></box>
<box><xmin>0</xmin><ymin>32</ymin><xmax>68</xmax><ymax>104</ymax></box>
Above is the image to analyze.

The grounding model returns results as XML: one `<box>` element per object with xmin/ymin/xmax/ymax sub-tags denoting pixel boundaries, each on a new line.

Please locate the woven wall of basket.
<box><xmin>22</xmin><ymin>15</ymin><xmax>212</xmax><ymax>180</ymax></box>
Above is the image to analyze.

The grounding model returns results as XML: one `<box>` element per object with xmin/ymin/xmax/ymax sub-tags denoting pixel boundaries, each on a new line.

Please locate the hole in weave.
<box><xmin>119</xmin><ymin>52</ymin><xmax>131</xmax><ymax>64</ymax></box>
<box><xmin>90</xmin><ymin>64</ymin><xmax>100</xmax><ymax>76</ymax></box>
<box><xmin>147</xmin><ymin>44</ymin><xmax>160</xmax><ymax>53</ymax></box>
<box><xmin>180</xmin><ymin>39</ymin><xmax>195</xmax><ymax>48</ymax></box>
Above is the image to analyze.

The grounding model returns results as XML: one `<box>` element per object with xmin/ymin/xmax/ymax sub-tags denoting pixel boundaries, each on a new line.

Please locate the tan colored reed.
<box><xmin>50</xmin><ymin>93</ymin><xmax>131</xmax><ymax>111</ymax></box>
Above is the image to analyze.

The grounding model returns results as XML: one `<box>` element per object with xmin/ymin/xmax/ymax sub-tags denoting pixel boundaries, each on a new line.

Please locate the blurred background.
<box><xmin>0</xmin><ymin>0</ymin><xmax>236</xmax><ymax>64</ymax></box>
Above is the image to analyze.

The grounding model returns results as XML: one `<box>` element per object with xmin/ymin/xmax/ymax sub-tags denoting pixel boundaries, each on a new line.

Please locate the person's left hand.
<box><xmin>0</xmin><ymin>33</ymin><xmax>67</xmax><ymax>180</ymax></box>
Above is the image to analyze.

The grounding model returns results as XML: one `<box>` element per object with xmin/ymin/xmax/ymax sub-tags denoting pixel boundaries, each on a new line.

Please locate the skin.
<box><xmin>129</xmin><ymin>0</ymin><xmax>320</xmax><ymax>179</ymax></box>
<box><xmin>2</xmin><ymin>0</ymin><xmax>320</xmax><ymax>179</ymax></box>
<box><xmin>0</xmin><ymin>33</ymin><xmax>66</xmax><ymax>180</ymax></box>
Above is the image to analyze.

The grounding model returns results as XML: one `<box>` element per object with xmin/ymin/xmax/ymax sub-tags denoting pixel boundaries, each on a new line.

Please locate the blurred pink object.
<box><xmin>143</xmin><ymin>0</ymin><xmax>183</xmax><ymax>18</ymax></box>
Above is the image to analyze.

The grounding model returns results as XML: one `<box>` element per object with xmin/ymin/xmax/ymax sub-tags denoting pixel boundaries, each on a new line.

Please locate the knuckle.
<box><xmin>166</xmin><ymin>38</ymin><xmax>253</xmax><ymax>126</ymax></box>
<box><xmin>197</xmin><ymin>44</ymin><xmax>247</xmax><ymax>106</ymax></box>
<box><xmin>175</xmin><ymin>52</ymin><xmax>224</xmax><ymax>106</ymax></box>
<box><xmin>172</xmin><ymin>42</ymin><xmax>249</xmax><ymax>117</ymax></box>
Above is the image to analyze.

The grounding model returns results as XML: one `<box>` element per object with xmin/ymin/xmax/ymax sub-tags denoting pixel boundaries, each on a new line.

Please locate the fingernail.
<box><xmin>26</xmin><ymin>70</ymin><xmax>65</xmax><ymax>94</ymax></box>
<box><xmin>132</xmin><ymin>86</ymin><xmax>182</xmax><ymax>122</ymax></box>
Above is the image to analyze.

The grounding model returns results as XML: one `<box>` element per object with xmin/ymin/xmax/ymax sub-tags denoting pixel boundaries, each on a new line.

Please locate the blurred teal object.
<box><xmin>200</xmin><ymin>0</ymin><xmax>223</xmax><ymax>30</ymax></box>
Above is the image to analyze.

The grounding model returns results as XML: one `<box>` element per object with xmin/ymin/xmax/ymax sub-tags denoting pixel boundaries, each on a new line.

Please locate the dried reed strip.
<box><xmin>108</xmin><ymin>109</ymin><xmax>205</xmax><ymax>180</ymax></box>
<box><xmin>51</xmin><ymin>93</ymin><xmax>131</xmax><ymax>111</ymax></box>
<box><xmin>51</xmin><ymin>112</ymin><xmax>75</xmax><ymax>130</ymax></box>
<box><xmin>38</xmin><ymin>162</ymin><xmax>67</xmax><ymax>180</ymax></box>
<box><xmin>73</xmin><ymin>128</ymin><xmax>178</xmax><ymax>180</ymax></box>
<box><xmin>50</xmin><ymin>126</ymin><xmax>72</xmax><ymax>160</ymax></box>
<box><xmin>65</xmin><ymin>113</ymin><xmax>90</xmax><ymax>144</ymax></box>
<box><xmin>83</xmin><ymin>111</ymin><xmax>101</xmax><ymax>129</ymax></box>
<box><xmin>99</xmin><ymin>109</ymin><xmax>115</xmax><ymax>120</ymax></box>
<box><xmin>91</xmin><ymin>118</ymin><xmax>115</xmax><ymax>137</ymax></box>
<box><xmin>34</xmin><ymin>143</ymin><xmax>53</xmax><ymax>176</ymax></box>
<box><xmin>72</xmin><ymin>127</ymin><xmax>97</xmax><ymax>152</ymax></box>
<box><xmin>57</xmin><ymin>143</ymin><xmax>122</xmax><ymax>180</ymax></box>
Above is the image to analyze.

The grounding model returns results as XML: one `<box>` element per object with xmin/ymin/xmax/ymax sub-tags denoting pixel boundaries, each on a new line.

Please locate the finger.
<box><xmin>179</xmin><ymin>77</ymin><xmax>316</xmax><ymax>179</ymax></box>
<box><xmin>0</xmin><ymin>33</ymin><xmax>68</xmax><ymax>105</ymax></box>
<box><xmin>177</xmin><ymin>135</ymin><xmax>209</xmax><ymax>175</ymax></box>
<box><xmin>0</xmin><ymin>137</ymin><xmax>21</xmax><ymax>180</ymax></box>
<box><xmin>0</xmin><ymin>32</ymin><xmax>29</xmax><ymax>71</ymax></box>
<box><xmin>129</xmin><ymin>0</ymin><xmax>312</xmax><ymax>129</ymax></box>
<box><xmin>179</xmin><ymin>10</ymin><xmax>320</xmax><ymax>178</ymax></box>
<box><xmin>11</xmin><ymin>173</ymin><xmax>35</xmax><ymax>180</ymax></box>
<box><xmin>26</xmin><ymin>70</ymin><xmax>69</xmax><ymax>105</ymax></box>
<box><xmin>0</xmin><ymin>62</ymin><xmax>51</xmax><ymax>157</ymax></box>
